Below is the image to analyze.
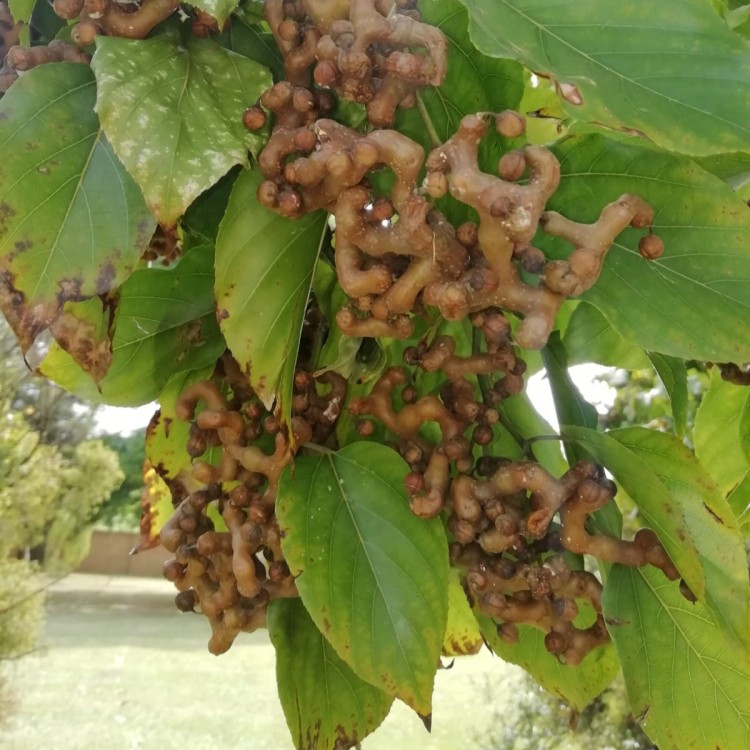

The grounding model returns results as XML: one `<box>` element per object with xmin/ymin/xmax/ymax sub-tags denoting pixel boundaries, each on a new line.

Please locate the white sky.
<box><xmin>93</xmin><ymin>364</ymin><xmax>615</xmax><ymax>436</ymax></box>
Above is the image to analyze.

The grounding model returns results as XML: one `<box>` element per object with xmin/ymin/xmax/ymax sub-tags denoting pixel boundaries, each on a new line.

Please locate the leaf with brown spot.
<box><xmin>215</xmin><ymin>168</ymin><xmax>327</xmax><ymax>424</ymax></box>
<box><xmin>442</xmin><ymin>569</ymin><xmax>483</xmax><ymax>657</ymax></box>
<box><xmin>0</xmin><ymin>63</ymin><xmax>154</xmax><ymax>375</ymax></box>
<box><xmin>277</xmin><ymin>443</ymin><xmax>449</xmax><ymax>715</ymax></box>
<box><xmin>41</xmin><ymin>244</ymin><xmax>225</xmax><ymax>407</ymax></box>
<box><xmin>269</xmin><ymin>598</ymin><xmax>393</xmax><ymax>750</ymax></box>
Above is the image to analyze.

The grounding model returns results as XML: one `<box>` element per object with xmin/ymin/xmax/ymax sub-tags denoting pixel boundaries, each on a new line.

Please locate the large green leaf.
<box><xmin>0</xmin><ymin>64</ymin><xmax>154</xmax><ymax>374</ymax></box>
<box><xmin>610</xmin><ymin>427</ymin><xmax>750</xmax><ymax>648</ymax></box>
<box><xmin>695</xmin><ymin>369</ymin><xmax>750</xmax><ymax>496</ymax></box>
<box><xmin>276</xmin><ymin>442</ymin><xmax>449</xmax><ymax>715</ymax></box>
<box><xmin>542</xmin><ymin>134</ymin><xmax>750</xmax><ymax>363</ymax></box>
<box><xmin>603</xmin><ymin>565</ymin><xmax>750</xmax><ymax>750</ymax></box>
<box><xmin>563</xmin><ymin>302</ymin><xmax>650</xmax><ymax>370</ymax></box>
<box><xmin>92</xmin><ymin>33</ymin><xmax>271</xmax><ymax>226</ymax></box>
<box><xmin>461</xmin><ymin>0</ymin><xmax>750</xmax><ymax>156</ymax></box>
<box><xmin>215</xmin><ymin>168</ymin><xmax>327</xmax><ymax>418</ymax></box>
<box><xmin>268</xmin><ymin>598</ymin><xmax>394</xmax><ymax>750</ymax></box>
<box><xmin>477</xmin><ymin>613</ymin><xmax>618</xmax><ymax>712</ymax></box>
<box><xmin>41</xmin><ymin>245</ymin><xmax>224</xmax><ymax>406</ymax></box>
<box><xmin>561</xmin><ymin>426</ymin><xmax>704</xmax><ymax>599</ymax></box>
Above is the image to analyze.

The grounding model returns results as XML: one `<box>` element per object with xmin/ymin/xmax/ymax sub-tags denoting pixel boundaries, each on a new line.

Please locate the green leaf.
<box><xmin>694</xmin><ymin>369</ymin><xmax>750</xmax><ymax>495</ymax></box>
<box><xmin>181</xmin><ymin>167</ymin><xmax>239</xmax><ymax>244</ymax></box>
<box><xmin>461</xmin><ymin>0</ymin><xmax>750</xmax><ymax>156</ymax></box>
<box><xmin>563</xmin><ymin>302</ymin><xmax>650</xmax><ymax>370</ymax></box>
<box><xmin>610</xmin><ymin>426</ymin><xmax>750</xmax><ymax>648</ymax></box>
<box><xmin>646</xmin><ymin>352</ymin><xmax>689</xmax><ymax>438</ymax></box>
<box><xmin>0</xmin><ymin>64</ymin><xmax>154</xmax><ymax>374</ymax></box>
<box><xmin>216</xmin><ymin>16</ymin><xmax>285</xmax><ymax>81</ymax></box>
<box><xmin>41</xmin><ymin>245</ymin><xmax>225</xmax><ymax>406</ymax></box>
<box><xmin>188</xmin><ymin>0</ymin><xmax>238</xmax><ymax>27</ymax></box>
<box><xmin>477</xmin><ymin>613</ymin><xmax>618</xmax><ymax>712</ymax></box>
<box><xmin>561</xmin><ymin>426</ymin><xmax>705</xmax><ymax>599</ymax></box>
<box><xmin>543</xmin><ymin>134</ymin><xmax>750</xmax><ymax>363</ymax></box>
<box><xmin>541</xmin><ymin>332</ymin><xmax>598</xmax><ymax>466</ymax></box>
<box><xmin>276</xmin><ymin>442</ymin><xmax>449</xmax><ymax>714</ymax></box>
<box><xmin>443</xmin><ymin>569</ymin><xmax>483</xmax><ymax>656</ymax></box>
<box><xmin>268</xmin><ymin>598</ymin><xmax>394</xmax><ymax>750</ymax></box>
<box><xmin>603</xmin><ymin>565</ymin><xmax>750</xmax><ymax>750</ymax></box>
<box><xmin>215</xmin><ymin>168</ymin><xmax>326</xmax><ymax>420</ymax></box>
<box><xmin>92</xmin><ymin>33</ymin><xmax>272</xmax><ymax>226</ymax></box>
<box><xmin>500</xmin><ymin>393</ymin><xmax>568</xmax><ymax>476</ymax></box>
<box><xmin>8</xmin><ymin>0</ymin><xmax>34</xmax><ymax>23</ymax></box>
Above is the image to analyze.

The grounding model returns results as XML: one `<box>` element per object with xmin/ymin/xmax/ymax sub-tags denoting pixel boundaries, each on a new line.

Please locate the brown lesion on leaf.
<box><xmin>50</xmin><ymin>306</ymin><xmax>113</xmax><ymax>382</ymax></box>
<box><xmin>703</xmin><ymin>503</ymin><xmax>724</xmax><ymax>525</ymax></box>
<box><xmin>0</xmin><ymin>201</ymin><xmax>16</xmax><ymax>237</ymax></box>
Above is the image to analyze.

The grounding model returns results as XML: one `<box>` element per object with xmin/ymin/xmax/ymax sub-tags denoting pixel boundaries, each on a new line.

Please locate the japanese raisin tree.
<box><xmin>1</xmin><ymin>1</ymin><xmax>749</xmax><ymax>748</ymax></box>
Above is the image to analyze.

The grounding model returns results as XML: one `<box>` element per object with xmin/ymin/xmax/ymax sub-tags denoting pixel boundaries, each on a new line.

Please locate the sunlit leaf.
<box><xmin>277</xmin><ymin>442</ymin><xmax>449</xmax><ymax>714</ymax></box>
<box><xmin>443</xmin><ymin>569</ymin><xmax>483</xmax><ymax>656</ymax></box>
<box><xmin>0</xmin><ymin>64</ymin><xmax>154</xmax><ymax>375</ymax></box>
<box><xmin>92</xmin><ymin>33</ymin><xmax>271</xmax><ymax>225</ymax></box>
<box><xmin>461</xmin><ymin>0</ymin><xmax>750</xmax><ymax>156</ymax></box>
<box><xmin>268</xmin><ymin>598</ymin><xmax>393</xmax><ymax>750</ymax></box>
<box><xmin>604</xmin><ymin>565</ymin><xmax>750</xmax><ymax>750</ymax></box>
<box><xmin>694</xmin><ymin>369</ymin><xmax>750</xmax><ymax>495</ymax></box>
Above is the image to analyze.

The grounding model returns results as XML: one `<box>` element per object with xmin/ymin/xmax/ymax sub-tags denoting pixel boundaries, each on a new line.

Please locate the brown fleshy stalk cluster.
<box><xmin>453</xmin><ymin>544</ymin><xmax>610</xmax><ymax>666</ymax></box>
<box><xmin>51</xmin><ymin>0</ymin><xmax>180</xmax><ymax>44</ymax></box>
<box><xmin>0</xmin><ymin>39</ymin><xmax>90</xmax><ymax>93</ymax></box>
<box><xmin>347</xmin><ymin>322</ymin><xmax>680</xmax><ymax>663</ymax></box>
<box><xmin>158</xmin><ymin>359</ymin><xmax>346</xmax><ymax>653</ymax></box>
<box><xmin>250</xmin><ymin>95</ymin><xmax>656</xmax><ymax>347</ymax></box>
<box><xmin>265</xmin><ymin>0</ymin><xmax>447</xmax><ymax>126</ymax></box>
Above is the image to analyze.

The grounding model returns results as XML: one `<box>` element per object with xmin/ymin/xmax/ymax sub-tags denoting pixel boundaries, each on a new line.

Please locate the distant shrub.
<box><xmin>478</xmin><ymin>673</ymin><xmax>655</xmax><ymax>750</ymax></box>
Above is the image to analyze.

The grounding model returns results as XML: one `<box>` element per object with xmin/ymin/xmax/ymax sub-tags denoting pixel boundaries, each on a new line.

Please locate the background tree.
<box><xmin>2</xmin><ymin>1</ymin><xmax>750</xmax><ymax>749</ymax></box>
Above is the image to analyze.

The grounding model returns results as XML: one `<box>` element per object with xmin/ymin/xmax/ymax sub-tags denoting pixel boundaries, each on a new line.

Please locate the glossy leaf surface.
<box><xmin>277</xmin><ymin>442</ymin><xmax>449</xmax><ymax>714</ymax></box>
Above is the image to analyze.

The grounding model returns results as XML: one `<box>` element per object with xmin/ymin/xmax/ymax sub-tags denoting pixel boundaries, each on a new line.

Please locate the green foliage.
<box><xmin>1</xmin><ymin>1</ymin><xmax>750</xmax><ymax>748</ymax></box>
<box><xmin>277</xmin><ymin>443</ymin><xmax>449</xmax><ymax>714</ymax></box>
<box><xmin>477</xmin><ymin>672</ymin><xmax>655</xmax><ymax>750</ymax></box>
<box><xmin>97</xmin><ymin>431</ymin><xmax>146</xmax><ymax>529</ymax></box>
<box><xmin>0</xmin><ymin>557</ymin><xmax>44</xmax><ymax>661</ymax></box>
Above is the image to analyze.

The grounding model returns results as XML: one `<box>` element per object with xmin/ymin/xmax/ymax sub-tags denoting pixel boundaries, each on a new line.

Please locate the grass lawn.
<box><xmin>1</xmin><ymin>574</ymin><xmax>522</xmax><ymax>750</ymax></box>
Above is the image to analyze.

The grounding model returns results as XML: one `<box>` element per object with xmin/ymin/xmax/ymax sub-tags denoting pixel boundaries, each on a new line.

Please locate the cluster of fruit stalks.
<box><xmin>139</xmin><ymin>0</ymin><xmax>680</xmax><ymax>664</ymax></box>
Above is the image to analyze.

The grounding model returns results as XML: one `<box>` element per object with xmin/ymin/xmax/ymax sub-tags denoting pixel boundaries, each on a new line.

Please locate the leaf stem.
<box><xmin>416</xmin><ymin>91</ymin><xmax>442</xmax><ymax>149</ymax></box>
